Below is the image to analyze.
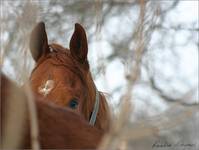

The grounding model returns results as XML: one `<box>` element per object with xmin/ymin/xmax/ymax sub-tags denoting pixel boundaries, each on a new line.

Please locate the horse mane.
<box><xmin>47</xmin><ymin>43</ymin><xmax>110</xmax><ymax>131</ymax></box>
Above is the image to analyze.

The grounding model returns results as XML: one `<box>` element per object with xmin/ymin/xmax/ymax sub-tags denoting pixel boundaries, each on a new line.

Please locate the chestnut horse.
<box><xmin>1</xmin><ymin>72</ymin><xmax>103</xmax><ymax>149</ymax></box>
<box><xmin>29</xmin><ymin>22</ymin><xmax>110</xmax><ymax>131</ymax></box>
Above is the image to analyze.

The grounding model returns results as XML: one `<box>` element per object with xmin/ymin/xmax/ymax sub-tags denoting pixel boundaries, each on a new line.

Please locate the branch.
<box><xmin>159</xmin><ymin>0</ymin><xmax>180</xmax><ymax>15</ymax></box>
<box><xmin>154</xmin><ymin>24</ymin><xmax>199</xmax><ymax>32</ymax></box>
<box><xmin>149</xmin><ymin>77</ymin><xmax>199</xmax><ymax>106</ymax></box>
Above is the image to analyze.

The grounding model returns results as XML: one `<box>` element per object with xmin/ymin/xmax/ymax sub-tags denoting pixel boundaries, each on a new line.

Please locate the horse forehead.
<box><xmin>33</xmin><ymin>48</ymin><xmax>84</xmax><ymax>82</ymax></box>
<box><xmin>40</xmin><ymin>61</ymin><xmax>82</xmax><ymax>82</ymax></box>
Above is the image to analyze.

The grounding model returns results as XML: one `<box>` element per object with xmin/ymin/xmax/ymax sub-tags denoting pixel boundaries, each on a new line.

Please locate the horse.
<box><xmin>29</xmin><ymin>22</ymin><xmax>110</xmax><ymax>132</ymax></box>
<box><xmin>1</xmin><ymin>72</ymin><xmax>103</xmax><ymax>149</ymax></box>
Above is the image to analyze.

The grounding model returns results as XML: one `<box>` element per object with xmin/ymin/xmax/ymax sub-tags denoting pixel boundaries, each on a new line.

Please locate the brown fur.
<box><xmin>1</xmin><ymin>72</ymin><xmax>103</xmax><ymax>149</ymax></box>
<box><xmin>29</xmin><ymin>23</ymin><xmax>110</xmax><ymax>132</ymax></box>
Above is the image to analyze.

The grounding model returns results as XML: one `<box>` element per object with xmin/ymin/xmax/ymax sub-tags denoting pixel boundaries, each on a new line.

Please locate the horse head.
<box><xmin>29</xmin><ymin>22</ymin><xmax>110</xmax><ymax>131</ymax></box>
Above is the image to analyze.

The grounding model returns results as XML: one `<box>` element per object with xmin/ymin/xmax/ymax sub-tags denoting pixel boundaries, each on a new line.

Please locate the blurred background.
<box><xmin>1</xmin><ymin>0</ymin><xmax>198</xmax><ymax>149</ymax></box>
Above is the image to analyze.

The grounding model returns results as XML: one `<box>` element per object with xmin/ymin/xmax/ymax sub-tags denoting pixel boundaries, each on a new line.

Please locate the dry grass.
<box><xmin>99</xmin><ymin>0</ymin><xmax>148</xmax><ymax>149</ymax></box>
<box><xmin>1</xmin><ymin>0</ymin><xmax>198</xmax><ymax>150</ymax></box>
<box><xmin>1</xmin><ymin>1</ymin><xmax>40</xmax><ymax>149</ymax></box>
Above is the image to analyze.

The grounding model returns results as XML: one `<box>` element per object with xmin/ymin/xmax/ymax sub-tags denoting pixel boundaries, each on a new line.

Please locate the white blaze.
<box><xmin>38</xmin><ymin>80</ymin><xmax>55</xmax><ymax>97</ymax></box>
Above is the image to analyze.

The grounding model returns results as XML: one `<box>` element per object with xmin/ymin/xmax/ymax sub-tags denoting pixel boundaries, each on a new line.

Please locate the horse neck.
<box><xmin>83</xmin><ymin>72</ymin><xmax>110</xmax><ymax>132</ymax></box>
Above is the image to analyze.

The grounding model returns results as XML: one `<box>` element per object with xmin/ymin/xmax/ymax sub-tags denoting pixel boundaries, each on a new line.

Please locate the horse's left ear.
<box><xmin>69</xmin><ymin>23</ymin><xmax>88</xmax><ymax>63</ymax></box>
<box><xmin>29</xmin><ymin>22</ymin><xmax>49</xmax><ymax>62</ymax></box>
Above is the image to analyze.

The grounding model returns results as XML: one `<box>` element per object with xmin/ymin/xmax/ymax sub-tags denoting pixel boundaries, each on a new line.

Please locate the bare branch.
<box><xmin>154</xmin><ymin>24</ymin><xmax>199</xmax><ymax>32</ymax></box>
<box><xmin>149</xmin><ymin>76</ymin><xmax>199</xmax><ymax>106</ymax></box>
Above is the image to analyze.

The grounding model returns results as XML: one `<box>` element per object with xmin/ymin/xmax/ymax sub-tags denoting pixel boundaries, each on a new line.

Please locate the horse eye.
<box><xmin>69</xmin><ymin>99</ymin><xmax>78</xmax><ymax>109</ymax></box>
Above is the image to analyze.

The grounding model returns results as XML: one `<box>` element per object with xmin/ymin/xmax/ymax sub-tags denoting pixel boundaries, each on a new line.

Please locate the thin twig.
<box><xmin>99</xmin><ymin>0</ymin><xmax>147</xmax><ymax>149</ymax></box>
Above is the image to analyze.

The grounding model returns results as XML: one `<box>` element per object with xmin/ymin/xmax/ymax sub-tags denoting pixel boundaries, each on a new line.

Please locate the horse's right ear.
<box><xmin>29</xmin><ymin>22</ymin><xmax>49</xmax><ymax>62</ymax></box>
<box><xmin>69</xmin><ymin>23</ymin><xmax>88</xmax><ymax>64</ymax></box>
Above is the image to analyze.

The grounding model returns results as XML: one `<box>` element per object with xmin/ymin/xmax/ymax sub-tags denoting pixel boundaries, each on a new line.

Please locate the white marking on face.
<box><xmin>38</xmin><ymin>80</ymin><xmax>55</xmax><ymax>97</ymax></box>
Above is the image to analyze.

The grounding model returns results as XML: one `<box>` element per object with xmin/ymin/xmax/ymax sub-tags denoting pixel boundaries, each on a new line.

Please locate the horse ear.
<box><xmin>29</xmin><ymin>22</ymin><xmax>49</xmax><ymax>62</ymax></box>
<box><xmin>69</xmin><ymin>23</ymin><xmax>88</xmax><ymax>63</ymax></box>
